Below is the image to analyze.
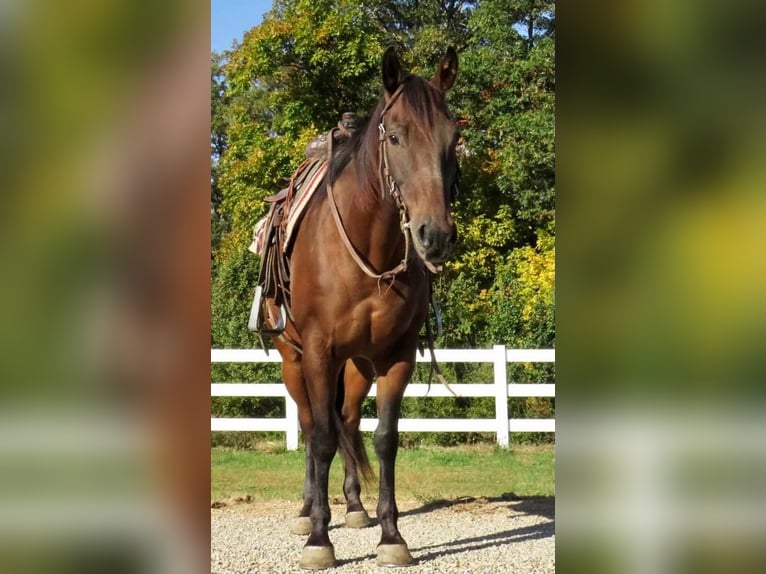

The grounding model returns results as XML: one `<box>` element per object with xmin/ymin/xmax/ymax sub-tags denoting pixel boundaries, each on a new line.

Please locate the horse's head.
<box><xmin>378</xmin><ymin>47</ymin><xmax>460</xmax><ymax>267</ymax></box>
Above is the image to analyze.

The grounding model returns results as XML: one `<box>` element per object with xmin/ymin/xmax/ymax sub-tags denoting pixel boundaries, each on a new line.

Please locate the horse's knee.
<box><xmin>311</xmin><ymin>425</ymin><xmax>338</xmax><ymax>462</ymax></box>
<box><xmin>374</xmin><ymin>425</ymin><xmax>399</xmax><ymax>459</ymax></box>
<box><xmin>298</xmin><ymin>412</ymin><xmax>314</xmax><ymax>436</ymax></box>
<box><xmin>341</xmin><ymin>411</ymin><xmax>361</xmax><ymax>432</ymax></box>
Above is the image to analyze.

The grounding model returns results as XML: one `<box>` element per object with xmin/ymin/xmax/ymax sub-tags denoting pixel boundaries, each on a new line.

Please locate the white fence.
<box><xmin>211</xmin><ymin>346</ymin><xmax>555</xmax><ymax>449</ymax></box>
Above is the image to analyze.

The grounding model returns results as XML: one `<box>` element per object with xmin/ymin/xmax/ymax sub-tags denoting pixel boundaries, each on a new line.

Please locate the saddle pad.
<box><xmin>248</xmin><ymin>217</ymin><xmax>268</xmax><ymax>255</ymax></box>
<box><xmin>283</xmin><ymin>160</ymin><xmax>328</xmax><ymax>252</ymax></box>
<box><xmin>247</xmin><ymin>160</ymin><xmax>328</xmax><ymax>257</ymax></box>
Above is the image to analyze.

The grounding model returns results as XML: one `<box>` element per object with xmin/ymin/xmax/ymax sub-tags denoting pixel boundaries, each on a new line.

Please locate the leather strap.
<box><xmin>326</xmin><ymin>115</ymin><xmax>412</xmax><ymax>284</ymax></box>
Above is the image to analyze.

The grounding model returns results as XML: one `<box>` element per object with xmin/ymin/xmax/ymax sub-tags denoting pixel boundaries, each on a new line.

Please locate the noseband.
<box><xmin>327</xmin><ymin>81</ymin><xmax>441</xmax><ymax>284</ymax></box>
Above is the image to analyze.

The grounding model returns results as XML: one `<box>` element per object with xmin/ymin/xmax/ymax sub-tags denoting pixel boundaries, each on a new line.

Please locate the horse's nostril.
<box><xmin>417</xmin><ymin>223</ymin><xmax>431</xmax><ymax>247</ymax></box>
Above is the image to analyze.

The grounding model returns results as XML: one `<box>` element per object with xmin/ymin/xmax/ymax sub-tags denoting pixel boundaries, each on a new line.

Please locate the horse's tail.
<box><xmin>334</xmin><ymin>363</ymin><xmax>375</xmax><ymax>485</ymax></box>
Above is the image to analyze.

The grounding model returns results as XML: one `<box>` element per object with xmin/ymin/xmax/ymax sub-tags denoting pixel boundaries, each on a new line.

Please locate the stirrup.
<box><xmin>247</xmin><ymin>286</ymin><xmax>286</xmax><ymax>335</ymax></box>
<box><xmin>247</xmin><ymin>286</ymin><xmax>264</xmax><ymax>332</ymax></box>
<box><xmin>261</xmin><ymin>305</ymin><xmax>286</xmax><ymax>335</ymax></box>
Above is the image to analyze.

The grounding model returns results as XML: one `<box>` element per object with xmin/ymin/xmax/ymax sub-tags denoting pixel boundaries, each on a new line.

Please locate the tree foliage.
<box><xmin>211</xmin><ymin>0</ymin><xmax>555</xmax><ymax>444</ymax></box>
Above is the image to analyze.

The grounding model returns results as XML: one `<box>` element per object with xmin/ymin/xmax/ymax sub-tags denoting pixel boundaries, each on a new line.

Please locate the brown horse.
<box><xmin>265</xmin><ymin>46</ymin><xmax>459</xmax><ymax>569</ymax></box>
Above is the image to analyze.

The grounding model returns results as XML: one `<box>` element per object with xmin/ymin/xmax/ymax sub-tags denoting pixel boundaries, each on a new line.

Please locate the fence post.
<box><xmin>493</xmin><ymin>344</ymin><xmax>510</xmax><ymax>448</ymax></box>
<box><xmin>285</xmin><ymin>394</ymin><xmax>299</xmax><ymax>451</ymax></box>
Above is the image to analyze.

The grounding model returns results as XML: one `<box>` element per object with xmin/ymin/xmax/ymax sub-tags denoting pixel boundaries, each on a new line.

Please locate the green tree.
<box><xmin>211</xmin><ymin>51</ymin><xmax>230</xmax><ymax>260</ymax></box>
<box><xmin>363</xmin><ymin>0</ymin><xmax>475</xmax><ymax>67</ymax></box>
<box><xmin>487</xmin><ymin>228</ymin><xmax>555</xmax><ymax>348</ymax></box>
<box><xmin>432</xmin><ymin>0</ymin><xmax>555</xmax><ymax>344</ymax></box>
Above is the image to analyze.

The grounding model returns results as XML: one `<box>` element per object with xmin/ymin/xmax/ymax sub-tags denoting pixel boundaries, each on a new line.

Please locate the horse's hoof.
<box><xmin>376</xmin><ymin>544</ymin><xmax>415</xmax><ymax>567</ymax></box>
<box><xmin>299</xmin><ymin>545</ymin><xmax>336</xmax><ymax>570</ymax></box>
<box><xmin>290</xmin><ymin>516</ymin><xmax>312</xmax><ymax>535</ymax></box>
<box><xmin>344</xmin><ymin>510</ymin><xmax>371</xmax><ymax>528</ymax></box>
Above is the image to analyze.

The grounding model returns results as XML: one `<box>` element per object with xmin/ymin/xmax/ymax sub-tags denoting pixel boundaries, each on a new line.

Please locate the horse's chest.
<box><xmin>369</xmin><ymin>299</ymin><xmax>413</xmax><ymax>340</ymax></box>
<box><xmin>338</xmin><ymin>288</ymin><xmax>426</xmax><ymax>350</ymax></box>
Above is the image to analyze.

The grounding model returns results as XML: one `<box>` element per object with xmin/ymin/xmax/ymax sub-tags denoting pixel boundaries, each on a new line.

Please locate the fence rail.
<box><xmin>212</xmin><ymin>345</ymin><xmax>554</xmax><ymax>449</ymax></box>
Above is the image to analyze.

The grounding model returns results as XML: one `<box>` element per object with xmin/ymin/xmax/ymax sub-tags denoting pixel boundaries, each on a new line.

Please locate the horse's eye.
<box><xmin>388</xmin><ymin>134</ymin><xmax>400</xmax><ymax>146</ymax></box>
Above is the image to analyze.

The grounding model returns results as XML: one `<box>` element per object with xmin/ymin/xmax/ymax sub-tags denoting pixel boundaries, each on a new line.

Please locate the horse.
<box><xmin>263</xmin><ymin>46</ymin><xmax>460</xmax><ymax>569</ymax></box>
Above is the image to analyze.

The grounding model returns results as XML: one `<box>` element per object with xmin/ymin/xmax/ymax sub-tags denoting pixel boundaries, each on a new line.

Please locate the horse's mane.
<box><xmin>327</xmin><ymin>75</ymin><xmax>451</xmax><ymax>211</ymax></box>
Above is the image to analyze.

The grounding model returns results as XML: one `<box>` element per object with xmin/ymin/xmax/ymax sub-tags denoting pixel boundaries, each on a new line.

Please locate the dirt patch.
<box><xmin>211</xmin><ymin>498</ymin><xmax>315</xmax><ymax>517</ymax></box>
<box><xmin>211</xmin><ymin>493</ymin><xmax>253</xmax><ymax>508</ymax></box>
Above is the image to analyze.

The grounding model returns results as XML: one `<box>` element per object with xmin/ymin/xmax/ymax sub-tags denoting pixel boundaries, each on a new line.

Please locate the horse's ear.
<box><xmin>432</xmin><ymin>46</ymin><xmax>458</xmax><ymax>92</ymax></box>
<box><xmin>382</xmin><ymin>47</ymin><xmax>402</xmax><ymax>96</ymax></box>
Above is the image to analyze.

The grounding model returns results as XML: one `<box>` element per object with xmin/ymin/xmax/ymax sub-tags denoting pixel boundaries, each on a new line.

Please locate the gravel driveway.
<box><xmin>211</xmin><ymin>496</ymin><xmax>554</xmax><ymax>573</ymax></box>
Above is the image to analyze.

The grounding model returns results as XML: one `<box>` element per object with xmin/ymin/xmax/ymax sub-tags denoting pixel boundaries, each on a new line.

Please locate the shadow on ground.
<box><xmin>335</xmin><ymin>494</ymin><xmax>554</xmax><ymax>567</ymax></box>
<box><xmin>399</xmin><ymin>493</ymin><xmax>555</xmax><ymax>520</ymax></box>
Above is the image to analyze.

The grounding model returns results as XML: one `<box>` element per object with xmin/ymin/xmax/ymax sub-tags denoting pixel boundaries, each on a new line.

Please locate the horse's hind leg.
<box><xmin>373</xmin><ymin>353</ymin><xmax>416</xmax><ymax>567</ymax></box>
<box><xmin>339</xmin><ymin>358</ymin><xmax>374</xmax><ymax>528</ymax></box>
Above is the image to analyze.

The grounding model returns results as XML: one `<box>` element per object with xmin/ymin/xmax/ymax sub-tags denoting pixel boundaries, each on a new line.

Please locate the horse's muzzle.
<box><xmin>414</xmin><ymin>219</ymin><xmax>458</xmax><ymax>264</ymax></box>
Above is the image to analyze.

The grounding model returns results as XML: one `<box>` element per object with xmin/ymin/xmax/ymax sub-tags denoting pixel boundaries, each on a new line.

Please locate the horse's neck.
<box><xmin>332</xmin><ymin>162</ymin><xmax>406</xmax><ymax>271</ymax></box>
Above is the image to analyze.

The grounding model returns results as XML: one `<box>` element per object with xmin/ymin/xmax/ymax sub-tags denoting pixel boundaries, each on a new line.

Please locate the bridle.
<box><xmin>326</xmin><ymin>81</ymin><xmax>442</xmax><ymax>285</ymax></box>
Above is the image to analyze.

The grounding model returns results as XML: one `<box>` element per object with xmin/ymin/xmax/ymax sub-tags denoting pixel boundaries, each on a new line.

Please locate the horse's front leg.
<box><xmin>373</xmin><ymin>356</ymin><xmax>416</xmax><ymax>567</ymax></box>
<box><xmin>276</xmin><ymin>337</ymin><xmax>315</xmax><ymax>536</ymax></box>
<box><xmin>299</xmin><ymin>343</ymin><xmax>342</xmax><ymax>569</ymax></box>
<box><xmin>290</xmin><ymin>433</ymin><xmax>314</xmax><ymax>535</ymax></box>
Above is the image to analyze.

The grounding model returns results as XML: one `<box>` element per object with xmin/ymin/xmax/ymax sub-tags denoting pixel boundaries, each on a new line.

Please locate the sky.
<box><xmin>211</xmin><ymin>0</ymin><xmax>272</xmax><ymax>53</ymax></box>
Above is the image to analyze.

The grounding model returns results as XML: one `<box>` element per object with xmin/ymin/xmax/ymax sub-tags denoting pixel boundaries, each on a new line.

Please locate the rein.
<box><xmin>326</xmin><ymin>82</ymin><xmax>440</xmax><ymax>287</ymax></box>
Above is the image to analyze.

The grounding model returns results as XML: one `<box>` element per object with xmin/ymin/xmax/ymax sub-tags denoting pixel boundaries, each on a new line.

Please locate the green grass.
<box><xmin>211</xmin><ymin>441</ymin><xmax>554</xmax><ymax>503</ymax></box>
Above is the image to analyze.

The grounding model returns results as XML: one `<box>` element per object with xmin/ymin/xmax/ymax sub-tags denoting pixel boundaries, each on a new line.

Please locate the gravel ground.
<box><xmin>211</xmin><ymin>496</ymin><xmax>554</xmax><ymax>573</ymax></box>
